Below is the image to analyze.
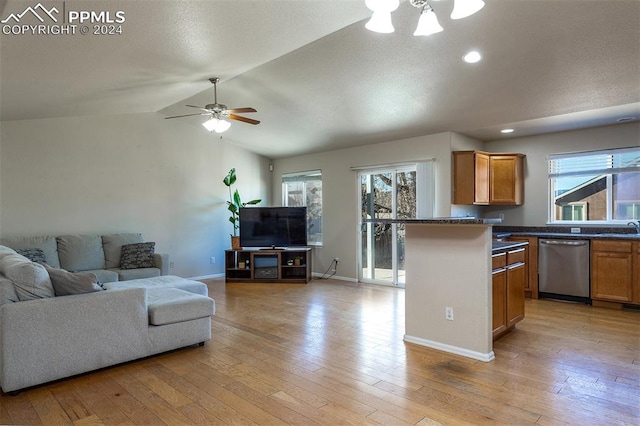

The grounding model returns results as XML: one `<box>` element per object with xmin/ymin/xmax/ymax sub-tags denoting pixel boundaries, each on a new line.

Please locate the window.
<box><xmin>561</xmin><ymin>203</ymin><xmax>586</xmax><ymax>221</ymax></box>
<box><xmin>548</xmin><ymin>147</ymin><xmax>640</xmax><ymax>223</ymax></box>
<box><xmin>282</xmin><ymin>170</ymin><xmax>322</xmax><ymax>245</ymax></box>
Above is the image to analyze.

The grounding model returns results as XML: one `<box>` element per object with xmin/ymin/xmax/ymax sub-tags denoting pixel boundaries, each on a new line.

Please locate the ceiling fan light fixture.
<box><xmin>202</xmin><ymin>116</ymin><xmax>231</xmax><ymax>133</ymax></box>
<box><xmin>450</xmin><ymin>0</ymin><xmax>485</xmax><ymax>20</ymax></box>
<box><xmin>365</xmin><ymin>11</ymin><xmax>395</xmax><ymax>33</ymax></box>
<box><xmin>413</xmin><ymin>5</ymin><xmax>443</xmax><ymax>36</ymax></box>
<box><xmin>462</xmin><ymin>50</ymin><xmax>482</xmax><ymax>63</ymax></box>
<box><xmin>365</xmin><ymin>0</ymin><xmax>399</xmax><ymax>33</ymax></box>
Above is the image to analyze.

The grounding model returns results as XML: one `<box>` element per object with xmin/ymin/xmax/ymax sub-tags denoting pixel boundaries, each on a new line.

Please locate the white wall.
<box><xmin>0</xmin><ymin>112</ymin><xmax>271</xmax><ymax>278</ymax></box>
<box><xmin>483</xmin><ymin>122</ymin><xmax>640</xmax><ymax>226</ymax></box>
<box><xmin>272</xmin><ymin>132</ymin><xmax>467</xmax><ymax>280</ymax></box>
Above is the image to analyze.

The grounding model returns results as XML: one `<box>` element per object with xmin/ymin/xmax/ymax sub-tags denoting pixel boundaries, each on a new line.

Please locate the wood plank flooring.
<box><xmin>1</xmin><ymin>278</ymin><xmax>639</xmax><ymax>425</ymax></box>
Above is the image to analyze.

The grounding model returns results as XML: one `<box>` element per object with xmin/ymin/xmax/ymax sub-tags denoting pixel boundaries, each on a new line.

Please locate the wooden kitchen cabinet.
<box><xmin>591</xmin><ymin>240</ymin><xmax>635</xmax><ymax>304</ymax></box>
<box><xmin>492</xmin><ymin>246</ymin><xmax>526</xmax><ymax>339</ymax></box>
<box><xmin>492</xmin><ymin>266</ymin><xmax>508</xmax><ymax>337</ymax></box>
<box><xmin>453</xmin><ymin>150</ymin><xmax>525</xmax><ymax>205</ymax></box>
<box><xmin>506</xmin><ymin>261</ymin><xmax>526</xmax><ymax>327</ymax></box>
<box><xmin>506</xmin><ymin>236</ymin><xmax>538</xmax><ymax>298</ymax></box>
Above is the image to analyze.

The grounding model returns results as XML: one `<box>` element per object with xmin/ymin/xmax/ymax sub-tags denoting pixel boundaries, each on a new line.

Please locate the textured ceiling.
<box><xmin>1</xmin><ymin>0</ymin><xmax>639</xmax><ymax>158</ymax></box>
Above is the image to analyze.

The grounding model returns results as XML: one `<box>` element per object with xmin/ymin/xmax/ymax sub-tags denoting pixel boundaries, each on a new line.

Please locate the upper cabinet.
<box><xmin>453</xmin><ymin>150</ymin><xmax>525</xmax><ymax>205</ymax></box>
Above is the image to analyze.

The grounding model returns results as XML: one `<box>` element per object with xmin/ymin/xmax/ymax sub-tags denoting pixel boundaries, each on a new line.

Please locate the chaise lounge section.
<box><xmin>0</xmin><ymin>244</ymin><xmax>215</xmax><ymax>394</ymax></box>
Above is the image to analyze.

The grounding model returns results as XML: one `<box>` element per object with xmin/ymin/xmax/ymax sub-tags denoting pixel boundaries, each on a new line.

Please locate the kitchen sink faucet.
<box><xmin>628</xmin><ymin>221</ymin><xmax>640</xmax><ymax>234</ymax></box>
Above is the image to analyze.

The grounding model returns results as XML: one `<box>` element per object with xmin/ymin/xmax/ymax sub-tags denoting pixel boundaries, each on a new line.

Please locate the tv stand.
<box><xmin>225</xmin><ymin>247</ymin><xmax>312</xmax><ymax>283</ymax></box>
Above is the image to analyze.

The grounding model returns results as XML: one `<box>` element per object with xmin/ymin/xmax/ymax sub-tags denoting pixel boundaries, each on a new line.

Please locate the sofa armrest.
<box><xmin>0</xmin><ymin>288</ymin><xmax>149</xmax><ymax>392</ymax></box>
<box><xmin>153</xmin><ymin>253</ymin><xmax>169</xmax><ymax>275</ymax></box>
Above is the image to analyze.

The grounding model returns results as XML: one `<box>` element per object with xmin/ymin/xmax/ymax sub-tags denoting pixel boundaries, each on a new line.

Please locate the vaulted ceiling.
<box><xmin>1</xmin><ymin>0</ymin><xmax>639</xmax><ymax>158</ymax></box>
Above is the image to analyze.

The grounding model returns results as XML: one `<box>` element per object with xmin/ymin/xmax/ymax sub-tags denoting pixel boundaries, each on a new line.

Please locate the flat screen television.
<box><xmin>239</xmin><ymin>207</ymin><xmax>307</xmax><ymax>248</ymax></box>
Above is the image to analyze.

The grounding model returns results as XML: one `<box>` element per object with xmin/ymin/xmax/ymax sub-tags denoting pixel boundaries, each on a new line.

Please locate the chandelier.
<box><xmin>364</xmin><ymin>0</ymin><xmax>485</xmax><ymax>36</ymax></box>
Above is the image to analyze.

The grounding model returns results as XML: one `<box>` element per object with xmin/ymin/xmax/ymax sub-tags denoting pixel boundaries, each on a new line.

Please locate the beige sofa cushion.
<box><xmin>42</xmin><ymin>264</ymin><xmax>105</xmax><ymax>296</ymax></box>
<box><xmin>146</xmin><ymin>288</ymin><xmax>214</xmax><ymax>326</ymax></box>
<box><xmin>0</xmin><ymin>236</ymin><xmax>60</xmax><ymax>268</ymax></box>
<box><xmin>102</xmin><ymin>233</ymin><xmax>143</xmax><ymax>269</ymax></box>
<box><xmin>0</xmin><ymin>253</ymin><xmax>54</xmax><ymax>300</ymax></box>
<box><xmin>0</xmin><ymin>276</ymin><xmax>19</xmax><ymax>305</ymax></box>
<box><xmin>57</xmin><ymin>235</ymin><xmax>105</xmax><ymax>272</ymax></box>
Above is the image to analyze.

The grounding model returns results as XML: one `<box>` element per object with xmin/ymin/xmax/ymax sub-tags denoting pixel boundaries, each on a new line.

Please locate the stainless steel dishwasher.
<box><xmin>539</xmin><ymin>239</ymin><xmax>590</xmax><ymax>304</ymax></box>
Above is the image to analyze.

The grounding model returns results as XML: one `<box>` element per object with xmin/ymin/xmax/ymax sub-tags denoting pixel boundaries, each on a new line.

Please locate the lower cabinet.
<box><xmin>506</xmin><ymin>262</ymin><xmax>526</xmax><ymax>327</ymax></box>
<box><xmin>506</xmin><ymin>236</ymin><xmax>538</xmax><ymax>298</ymax></box>
<box><xmin>492</xmin><ymin>265</ymin><xmax>508</xmax><ymax>337</ymax></box>
<box><xmin>591</xmin><ymin>239</ymin><xmax>637</xmax><ymax>304</ymax></box>
<box><xmin>492</xmin><ymin>246</ymin><xmax>526</xmax><ymax>339</ymax></box>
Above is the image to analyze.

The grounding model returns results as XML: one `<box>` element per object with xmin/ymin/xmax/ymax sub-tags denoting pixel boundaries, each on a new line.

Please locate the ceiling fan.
<box><xmin>165</xmin><ymin>77</ymin><xmax>259</xmax><ymax>133</ymax></box>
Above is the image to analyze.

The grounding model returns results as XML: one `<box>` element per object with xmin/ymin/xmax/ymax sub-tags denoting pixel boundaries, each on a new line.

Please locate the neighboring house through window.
<box><xmin>548</xmin><ymin>147</ymin><xmax>640</xmax><ymax>223</ymax></box>
<box><xmin>282</xmin><ymin>170</ymin><xmax>323</xmax><ymax>246</ymax></box>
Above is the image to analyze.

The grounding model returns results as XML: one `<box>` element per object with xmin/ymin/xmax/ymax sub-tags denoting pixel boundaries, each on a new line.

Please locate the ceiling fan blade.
<box><xmin>164</xmin><ymin>113</ymin><xmax>209</xmax><ymax>119</ymax></box>
<box><xmin>229</xmin><ymin>114</ymin><xmax>260</xmax><ymax>125</ymax></box>
<box><xmin>227</xmin><ymin>107</ymin><xmax>257</xmax><ymax>114</ymax></box>
<box><xmin>185</xmin><ymin>105</ymin><xmax>211</xmax><ymax>112</ymax></box>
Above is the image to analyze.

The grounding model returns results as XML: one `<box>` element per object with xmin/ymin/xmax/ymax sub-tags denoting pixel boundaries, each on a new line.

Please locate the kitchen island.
<box><xmin>368</xmin><ymin>218</ymin><xmax>503</xmax><ymax>362</ymax></box>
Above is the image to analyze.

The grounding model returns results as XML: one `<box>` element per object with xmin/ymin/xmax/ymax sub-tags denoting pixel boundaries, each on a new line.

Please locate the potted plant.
<box><xmin>223</xmin><ymin>168</ymin><xmax>261</xmax><ymax>250</ymax></box>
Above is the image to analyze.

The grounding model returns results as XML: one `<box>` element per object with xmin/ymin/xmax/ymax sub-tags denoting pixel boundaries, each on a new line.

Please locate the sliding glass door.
<box><xmin>359</xmin><ymin>167</ymin><xmax>417</xmax><ymax>287</ymax></box>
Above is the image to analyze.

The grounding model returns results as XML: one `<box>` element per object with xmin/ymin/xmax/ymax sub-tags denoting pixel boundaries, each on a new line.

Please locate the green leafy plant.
<box><xmin>223</xmin><ymin>168</ymin><xmax>261</xmax><ymax>236</ymax></box>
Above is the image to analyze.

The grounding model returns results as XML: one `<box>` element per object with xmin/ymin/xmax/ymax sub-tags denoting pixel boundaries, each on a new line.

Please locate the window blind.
<box><xmin>548</xmin><ymin>146</ymin><xmax>640</xmax><ymax>178</ymax></box>
<box><xmin>282</xmin><ymin>170</ymin><xmax>322</xmax><ymax>182</ymax></box>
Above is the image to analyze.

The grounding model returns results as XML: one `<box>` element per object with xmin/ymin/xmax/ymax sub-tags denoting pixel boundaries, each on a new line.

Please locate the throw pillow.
<box><xmin>16</xmin><ymin>248</ymin><xmax>46</xmax><ymax>264</ymax></box>
<box><xmin>42</xmin><ymin>263</ymin><xmax>105</xmax><ymax>296</ymax></box>
<box><xmin>120</xmin><ymin>242</ymin><xmax>156</xmax><ymax>269</ymax></box>
<box><xmin>102</xmin><ymin>233</ymin><xmax>143</xmax><ymax>269</ymax></box>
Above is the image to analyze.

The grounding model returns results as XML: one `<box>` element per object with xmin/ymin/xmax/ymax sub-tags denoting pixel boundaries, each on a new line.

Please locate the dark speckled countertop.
<box><xmin>494</xmin><ymin>225</ymin><xmax>640</xmax><ymax>241</ymax></box>
<box><xmin>364</xmin><ymin>217</ymin><xmax>503</xmax><ymax>225</ymax></box>
<box><xmin>492</xmin><ymin>240</ymin><xmax>528</xmax><ymax>253</ymax></box>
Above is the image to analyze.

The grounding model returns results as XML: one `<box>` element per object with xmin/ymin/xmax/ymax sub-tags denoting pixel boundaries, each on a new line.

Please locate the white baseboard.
<box><xmin>200</xmin><ymin>273</ymin><xmax>356</xmax><ymax>282</ymax></box>
<box><xmin>311</xmin><ymin>272</ymin><xmax>358</xmax><ymax>282</ymax></box>
<box><xmin>189</xmin><ymin>273</ymin><xmax>225</xmax><ymax>280</ymax></box>
<box><xmin>403</xmin><ymin>334</ymin><xmax>495</xmax><ymax>362</ymax></box>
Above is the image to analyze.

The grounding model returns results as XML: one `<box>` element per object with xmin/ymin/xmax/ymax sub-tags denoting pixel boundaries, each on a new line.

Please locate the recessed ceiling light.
<box><xmin>616</xmin><ymin>117</ymin><xmax>636</xmax><ymax>123</ymax></box>
<box><xmin>500</xmin><ymin>128</ymin><xmax>514</xmax><ymax>134</ymax></box>
<box><xmin>462</xmin><ymin>51</ymin><xmax>482</xmax><ymax>63</ymax></box>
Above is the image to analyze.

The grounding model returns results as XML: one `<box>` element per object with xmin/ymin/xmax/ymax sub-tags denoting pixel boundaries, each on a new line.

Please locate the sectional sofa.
<box><xmin>0</xmin><ymin>233</ymin><xmax>169</xmax><ymax>283</ymax></box>
<box><xmin>0</xmin><ymin>234</ymin><xmax>215</xmax><ymax>393</ymax></box>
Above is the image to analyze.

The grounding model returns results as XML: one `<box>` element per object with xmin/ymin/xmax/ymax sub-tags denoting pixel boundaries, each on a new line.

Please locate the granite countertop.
<box><xmin>502</xmin><ymin>232</ymin><xmax>639</xmax><ymax>240</ymax></box>
<box><xmin>492</xmin><ymin>241</ymin><xmax>528</xmax><ymax>252</ymax></box>
<box><xmin>364</xmin><ymin>217</ymin><xmax>503</xmax><ymax>225</ymax></box>
<box><xmin>494</xmin><ymin>225</ymin><xmax>640</xmax><ymax>241</ymax></box>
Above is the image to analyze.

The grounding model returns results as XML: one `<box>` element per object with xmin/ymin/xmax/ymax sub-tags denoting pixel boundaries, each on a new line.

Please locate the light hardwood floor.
<box><xmin>1</xmin><ymin>278</ymin><xmax>639</xmax><ymax>425</ymax></box>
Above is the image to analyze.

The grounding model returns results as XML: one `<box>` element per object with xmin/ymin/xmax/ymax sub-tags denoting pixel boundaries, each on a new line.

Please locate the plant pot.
<box><xmin>231</xmin><ymin>235</ymin><xmax>241</xmax><ymax>250</ymax></box>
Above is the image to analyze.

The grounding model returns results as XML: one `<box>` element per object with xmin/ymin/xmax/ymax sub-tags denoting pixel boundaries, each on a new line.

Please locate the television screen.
<box><xmin>239</xmin><ymin>207</ymin><xmax>307</xmax><ymax>248</ymax></box>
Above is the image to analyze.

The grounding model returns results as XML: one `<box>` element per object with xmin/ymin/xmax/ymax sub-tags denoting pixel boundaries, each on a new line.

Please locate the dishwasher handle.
<box><xmin>540</xmin><ymin>239</ymin><xmax>589</xmax><ymax>246</ymax></box>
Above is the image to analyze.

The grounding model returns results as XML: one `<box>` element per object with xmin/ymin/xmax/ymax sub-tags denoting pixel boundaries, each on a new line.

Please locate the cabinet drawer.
<box><xmin>492</xmin><ymin>252</ymin><xmax>506</xmax><ymax>270</ymax></box>
<box><xmin>507</xmin><ymin>248</ymin><xmax>525</xmax><ymax>265</ymax></box>
<box><xmin>592</xmin><ymin>240</ymin><xmax>632</xmax><ymax>253</ymax></box>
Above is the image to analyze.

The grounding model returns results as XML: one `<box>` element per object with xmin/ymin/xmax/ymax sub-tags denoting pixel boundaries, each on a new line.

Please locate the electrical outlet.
<box><xmin>334</xmin><ymin>257</ymin><xmax>340</xmax><ymax>264</ymax></box>
<box><xmin>445</xmin><ymin>307</ymin><xmax>454</xmax><ymax>321</ymax></box>
<box><xmin>571</xmin><ymin>227</ymin><xmax>581</xmax><ymax>234</ymax></box>
<box><xmin>498</xmin><ymin>213</ymin><xmax>504</xmax><ymax>221</ymax></box>
<box><xmin>169</xmin><ymin>261</ymin><xmax>175</xmax><ymax>269</ymax></box>
<box><xmin>210</xmin><ymin>257</ymin><xmax>215</xmax><ymax>264</ymax></box>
